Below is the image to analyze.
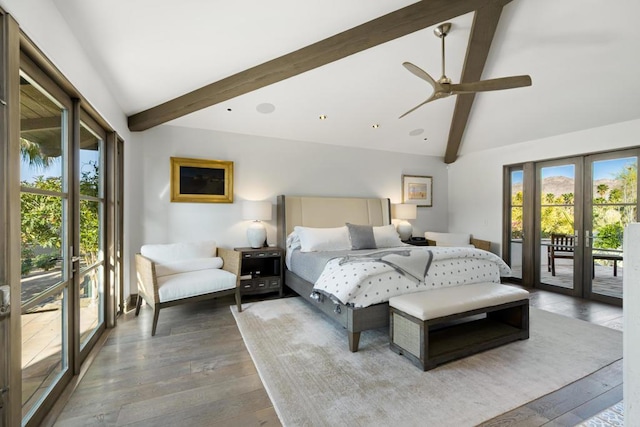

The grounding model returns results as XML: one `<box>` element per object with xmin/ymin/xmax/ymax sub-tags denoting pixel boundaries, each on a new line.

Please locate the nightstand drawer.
<box><xmin>240</xmin><ymin>277</ymin><xmax>280</xmax><ymax>294</ymax></box>
<box><xmin>241</xmin><ymin>250</ymin><xmax>281</xmax><ymax>259</ymax></box>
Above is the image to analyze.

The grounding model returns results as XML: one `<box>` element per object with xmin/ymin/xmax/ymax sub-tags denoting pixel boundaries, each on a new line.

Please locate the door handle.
<box><xmin>584</xmin><ymin>230</ymin><xmax>596</xmax><ymax>248</ymax></box>
<box><xmin>0</xmin><ymin>285</ymin><xmax>9</xmax><ymax>317</ymax></box>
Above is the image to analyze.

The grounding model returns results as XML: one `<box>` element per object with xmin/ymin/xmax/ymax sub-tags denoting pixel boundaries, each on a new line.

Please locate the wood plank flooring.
<box><xmin>52</xmin><ymin>286</ymin><xmax>623</xmax><ymax>426</ymax></box>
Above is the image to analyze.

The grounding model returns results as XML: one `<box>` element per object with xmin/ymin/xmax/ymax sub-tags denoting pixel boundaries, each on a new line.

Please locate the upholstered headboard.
<box><xmin>276</xmin><ymin>195</ymin><xmax>391</xmax><ymax>248</ymax></box>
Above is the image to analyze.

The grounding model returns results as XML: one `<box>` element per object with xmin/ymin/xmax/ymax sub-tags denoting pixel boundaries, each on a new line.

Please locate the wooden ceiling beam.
<box><xmin>128</xmin><ymin>0</ymin><xmax>504</xmax><ymax>132</ymax></box>
<box><xmin>444</xmin><ymin>2</ymin><xmax>508</xmax><ymax>164</ymax></box>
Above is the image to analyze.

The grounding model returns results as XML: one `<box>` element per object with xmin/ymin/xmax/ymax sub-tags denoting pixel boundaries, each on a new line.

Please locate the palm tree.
<box><xmin>596</xmin><ymin>183</ymin><xmax>609</xmax><ymax>198</ymax></box>
<box><xmin>20</xmin><ymin>137</ymin><xmax>54</xmax><ymax>169</ymax></box>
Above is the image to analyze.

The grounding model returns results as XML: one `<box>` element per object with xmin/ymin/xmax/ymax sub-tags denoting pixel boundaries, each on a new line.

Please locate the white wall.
<box><xmin>624</xmin><ymin>223</ymin><xmax>640</xmax><ymax>424</ymax></box>
<box><xmin>447</xmin><ymin>119</ymin><xmax>640</xmax><ymax>254</ymax></box>
<box><xmin>126</xmin><ymin>125</ymin><xmax>448</xmax><ymax>295</ymax></box>
<box><xmin>1</xmin><ymin>0</ymin><xmax>129</xmax><ymax>137</ymax></box>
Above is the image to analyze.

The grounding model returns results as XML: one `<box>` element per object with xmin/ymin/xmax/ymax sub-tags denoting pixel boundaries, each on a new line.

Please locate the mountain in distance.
<box><xmin>512</xmin><ymin>176</ymin><xmax>621</xmax><ymax>197</ymax></box>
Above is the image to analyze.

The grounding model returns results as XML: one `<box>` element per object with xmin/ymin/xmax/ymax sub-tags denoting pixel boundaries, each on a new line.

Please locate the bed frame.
<box><xmin>276</xmin><ymin>195</ymin><xmax>392</xmax><ymax>352</ymax></box>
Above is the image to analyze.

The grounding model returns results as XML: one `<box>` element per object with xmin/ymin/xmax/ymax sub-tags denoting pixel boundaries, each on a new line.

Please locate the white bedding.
<box><xmin>310</xmin><ymin>246</ymin><xmax>512</xmax><ymax>308</ymax></box>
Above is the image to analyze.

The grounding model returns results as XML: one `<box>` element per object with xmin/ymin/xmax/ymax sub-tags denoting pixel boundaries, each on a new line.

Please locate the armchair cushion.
<box><xmin>155</xmin><ymin>257</ymin><xmax>223</xmax><ymax>277</ymax></box>
<box><xmin>141</xmin><ymin>240</ymin><xmax>217</xmax><ymax>264</ymax></box>
<box><xmin>157</xmin><ymin>268</ymin><xmax>237</xmax><ymax>303</ymax></box>
<box><xmin>424</xmin><ymin>232</ymin><xmax>474</xmax><ymax>248</ymax></box>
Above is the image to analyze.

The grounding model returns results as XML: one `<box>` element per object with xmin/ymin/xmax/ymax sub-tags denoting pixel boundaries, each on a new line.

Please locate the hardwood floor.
<box><xmin>52</xmin><ymin>286</ymin><xmax>622</xmax><ymax>426</ymax></box>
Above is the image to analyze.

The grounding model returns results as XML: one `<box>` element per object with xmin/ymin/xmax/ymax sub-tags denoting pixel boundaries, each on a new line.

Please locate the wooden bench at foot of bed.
<box><xmin>389</xmin><ymin>283</ymin><xmax>530</xmax><ymax>371</ymax></box>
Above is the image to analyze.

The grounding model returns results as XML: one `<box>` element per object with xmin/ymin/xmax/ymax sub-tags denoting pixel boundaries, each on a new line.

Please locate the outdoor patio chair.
<box><xmin>548</xmin><ymin>233</ymin><xmax>574</xmax><ymax>276</ymax></box>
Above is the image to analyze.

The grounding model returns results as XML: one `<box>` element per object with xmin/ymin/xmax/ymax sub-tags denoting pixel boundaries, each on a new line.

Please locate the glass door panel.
<box><xmin>78</xmin><ymin>121</ymin><xmax>104</xmax><ymax>351</ymax></box>
<box><xmin>537</xmin><ymin>161</ymin><xmax>582</xmax><ymax>294</ymax></box>
<box><xmin>586</xmin><ymin>154</ymin><xmax>637</xmax><ymax>301</ymax></box>
<box><xmin>19</xmin><ymin>72</ymin><xmax>70</xmax><ymax>423</ymax></box>
<box><xmin>509</xmin><ymin>169</ymin><xmax>524</xmax><ymax>279</ymax></box>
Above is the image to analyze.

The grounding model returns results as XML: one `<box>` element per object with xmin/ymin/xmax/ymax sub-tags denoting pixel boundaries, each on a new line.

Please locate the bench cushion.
<box><xmin>389</xmin><ymin>283</ymin><xmax>529</xmax><ymax>321</ymax></box>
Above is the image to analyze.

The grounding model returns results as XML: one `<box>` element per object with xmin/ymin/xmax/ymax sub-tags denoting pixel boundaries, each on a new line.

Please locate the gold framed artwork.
<box><xmin>170</xmin><ymin>157</ymin><xmax>234</xmax><ymax>203</ymax></box>
<box><xmin>402</xmin><ymin>174</ymin><xmax>433</xmax><ymax>207</ymax></box>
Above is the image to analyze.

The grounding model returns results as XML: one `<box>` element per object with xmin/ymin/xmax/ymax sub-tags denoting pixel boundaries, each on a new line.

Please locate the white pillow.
<box><xmin>294</xmin><ymin>226</ymin><xmax>351</xmax><ymax>252</ymax></box>
<box><xmin>373</xmin><ymin>224</ymin><xmax>403</xmax><ymax>248</ymax></box>
<box><xmin>424</xmin><ymin>232</ymin><xmax>472</xmax><ymax>247</ymax></box>
<box><xmin>141</xmin><ymin>241</ymin><xmax>217</xmax><ymax>264</ymax></box>
<box><xmin>155</xmin><ymin>257</ymin><xmax>224</xmax><ymax>277</ymax></box>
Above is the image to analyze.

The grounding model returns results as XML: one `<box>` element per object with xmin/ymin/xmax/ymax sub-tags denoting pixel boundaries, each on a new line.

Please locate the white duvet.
<box><xmin>313</xmin><ymin>246</ymin><xmax>512</xmax><ymax>308</ymax></box>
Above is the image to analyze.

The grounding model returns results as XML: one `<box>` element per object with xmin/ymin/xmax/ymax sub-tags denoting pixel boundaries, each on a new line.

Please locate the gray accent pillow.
<box><xmin>346</xmin><ymin>223</ymin><xmax>377</xmax><ymax>250</ymax></box>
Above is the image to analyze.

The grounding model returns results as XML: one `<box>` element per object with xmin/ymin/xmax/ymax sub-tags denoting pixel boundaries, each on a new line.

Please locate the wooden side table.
<box><xmin>234</xmin><ymin>247</ymin><xmax>284</xmax><ymax>298</ymax></box>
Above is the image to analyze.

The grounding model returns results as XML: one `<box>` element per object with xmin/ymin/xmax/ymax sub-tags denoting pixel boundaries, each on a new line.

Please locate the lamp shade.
<box><xmin>242</xmin><ymin>200</ymin><xmax>272</xmax><ymax>221</ymax></box>
<box><xmin>394</xmin><ymin>203</ymin><xmax>417</xmax><ymax>220</ymax></box>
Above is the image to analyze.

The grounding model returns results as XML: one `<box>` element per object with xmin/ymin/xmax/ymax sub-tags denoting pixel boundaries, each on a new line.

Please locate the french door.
<box><xmin>1</xmin><ymin>12</ymin><xmax>122</xmax><ymax>425</ymax></box>
<box><xmin>535</xmin><ymin>158</ymin><xmax>583</xmax><ymax>295</ymax></box>
<box><xmin>17</xmin><ymin>61</ymin><xmax>106</xmax><ymax>425</ymax></box>
<box><xmin>584</xmin><ymin>151</ymin><xmax>637</xmax><ymax>302</ymax></box>
<box><xmin>507</xmin><ymin>148</ymin><xmax>638</xmax><ymax>304</ymax></box>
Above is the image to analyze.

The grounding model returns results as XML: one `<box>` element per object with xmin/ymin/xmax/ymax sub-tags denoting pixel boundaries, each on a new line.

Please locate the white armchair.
<box><xmin>135</xmin><ymin>241</ymin><xmax>241</xmax><ymax>336</ymax></box>
<box><xmin>424</xmin><ymin>232</ymin><xmax>491</xmax><ymax>251</ymax></box>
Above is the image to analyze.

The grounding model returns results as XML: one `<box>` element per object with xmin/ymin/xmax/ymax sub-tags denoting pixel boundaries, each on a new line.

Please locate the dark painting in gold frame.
<box><xmin>170</xmin><ymin>157</ymin><xmax>233</xmax><ymax>203</ymax></box>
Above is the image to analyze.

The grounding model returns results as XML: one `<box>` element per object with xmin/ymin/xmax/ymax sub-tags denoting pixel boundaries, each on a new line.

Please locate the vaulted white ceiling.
<box><xmin>53</xmin><ymin>0</ymin><xmax>640</xmax><ymax>159</ymax></box>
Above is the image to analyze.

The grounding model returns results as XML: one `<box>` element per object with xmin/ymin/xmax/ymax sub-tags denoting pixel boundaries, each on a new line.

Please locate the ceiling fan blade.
<box><xmin>451</xmin><ymin>75</ymin><xmax>532</xmax><ymax>94</ymax></box>
<box><xmin>399</xmin><ymin>93</ymin><xmax>438</xmax><ymax>119</ymax></box>
<box><xmin>402</xmin><ymin>62</ymin><xmax>437</xmax><ymax>88</ymax></box>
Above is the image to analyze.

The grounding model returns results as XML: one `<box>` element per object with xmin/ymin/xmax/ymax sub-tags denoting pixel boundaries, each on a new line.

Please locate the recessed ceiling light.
<box><xmin>256</xmin><ymin>103</ymin><xmax>276</xmax><ymax>114</ymax></box>
<box><xmin>227</xmin><ymin>108</ymin><xmax>232</xmax><ymax>112</ymax></box>
<box><xmin>319</xmin><ymin>115</ymin><xmax>327</xmax><ymax>120</ymax></box>
<box><xmin>409</xmin><ymin>128</ymin><xmax>424</xmax><ymax>136</ymax></box>
<box><xmin>372</xmin><ymin>124</ymin><xmax>380</xmax><ymax>129</ymax></box>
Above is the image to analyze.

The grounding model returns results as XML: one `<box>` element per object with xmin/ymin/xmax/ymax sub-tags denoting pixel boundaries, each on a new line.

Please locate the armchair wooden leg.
<box><xmin>135</xmin><ymin>295</ymin><xmax>143</xmax><ymax>316</ymax></box>
<box><xmin>235</xmin><ymin>288</ymin><xmax>242</xmax><ymax>313</ymax></box>
<box><xmin>151</xmin><ymin>307</ymin><xmax>160</xmax><ymax>336</ymax></box>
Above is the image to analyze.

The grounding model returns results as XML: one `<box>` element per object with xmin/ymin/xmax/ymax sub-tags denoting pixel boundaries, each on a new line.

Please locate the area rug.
<box><xmin>231</xmin><ymin>297</ymin><xmax>622</xmax><ymax>427</ymax></box>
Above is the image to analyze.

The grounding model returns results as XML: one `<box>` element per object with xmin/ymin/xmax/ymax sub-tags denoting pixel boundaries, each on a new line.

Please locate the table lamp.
<box><xmin>394</xmin><ymin>203</ymin><xmax>417</xmax><ymax>241</ymax></box>
<box><xmin>243</xmin><ymin>200</ymin><xmax>272</xmax><ymax>248</ymax></box>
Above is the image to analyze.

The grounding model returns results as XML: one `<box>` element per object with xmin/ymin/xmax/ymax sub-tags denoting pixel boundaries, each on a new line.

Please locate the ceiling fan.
<box><xmin>399</xmin><ymin>22</ymin><xmax>532</xmax><ymax>119</ymax></box>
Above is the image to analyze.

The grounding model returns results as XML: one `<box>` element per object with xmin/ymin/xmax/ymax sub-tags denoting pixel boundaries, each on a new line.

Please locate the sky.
<box><xmin>511</xmin><ymin>156</ymin><xmax>636</xmax><ymax>184</ymax></box>
<box><xmin>21</xmin><ymin>149</ymin><xmax>99</xmax><ymax>184</ymax></box>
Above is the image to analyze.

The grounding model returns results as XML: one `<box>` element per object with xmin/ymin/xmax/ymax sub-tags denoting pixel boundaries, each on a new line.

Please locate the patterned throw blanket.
<box><xmin>313</xmin><ymin>246</ymin><xmax>511</xmax><ymax>308</ymax></box>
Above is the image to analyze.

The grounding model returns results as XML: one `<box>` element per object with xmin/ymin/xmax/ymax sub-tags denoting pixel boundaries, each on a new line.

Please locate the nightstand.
<box><xmin>234</xmin><ymin>247</ymin><xmax>284</xmax><ymax>298</ymax></box>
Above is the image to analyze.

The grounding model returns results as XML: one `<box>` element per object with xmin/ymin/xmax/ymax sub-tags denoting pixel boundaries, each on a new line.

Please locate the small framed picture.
<box><xmin>402</xmin><ymin>175</ymin><xmax>433</xmax><ymax>207</ymax></box>
<box><xmin>170</xmin><ymin>157</ymin><xmax>234</xmax><ymax>203</ymax></box>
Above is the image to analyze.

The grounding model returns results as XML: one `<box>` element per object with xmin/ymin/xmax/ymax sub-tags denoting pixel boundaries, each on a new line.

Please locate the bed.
<box><xmin>276</xmin><ymin>195</ymin><xmax>511</xmax><ymax>352</ymax></box>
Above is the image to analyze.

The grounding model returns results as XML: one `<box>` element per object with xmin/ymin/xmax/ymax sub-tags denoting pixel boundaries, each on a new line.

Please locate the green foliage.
<box><xmin>34</xmin><ymin>252</ymin><xmax>58</xmax><ymax>271</ymax></box>
<box><xmin>594</xmin><ymin>223</ymin><xmax>624</xmax><ymax>249</ymax></box>
<box><xmin>21</xmin><ymin>160</ymin><xmax>101</xmax><ymax>273</ymax></box>
<box><xmin>21</xmin><ymin>247</ymin><xmax>34</xmax><ymax>277</ymax></box>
